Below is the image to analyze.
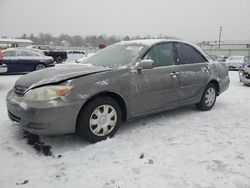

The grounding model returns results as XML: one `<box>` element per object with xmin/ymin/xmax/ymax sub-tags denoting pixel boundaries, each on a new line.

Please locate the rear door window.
<box><xmin>175</xmin><ymin>43</ymin><xmax>207</xmax><ymax>64</ymax></box>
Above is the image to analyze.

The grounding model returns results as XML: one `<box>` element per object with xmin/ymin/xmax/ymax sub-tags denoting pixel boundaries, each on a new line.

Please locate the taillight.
<box><xmin>0</xmin><ymin>50</ymin><xmax>3</xmax><ymax>61</ymax></box>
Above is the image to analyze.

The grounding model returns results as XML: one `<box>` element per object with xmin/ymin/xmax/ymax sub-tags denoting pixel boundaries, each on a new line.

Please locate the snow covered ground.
<box><xmin>0</xmin><ymin>71</ymin><xmax>249</xmax><ymax>188</ymax></box>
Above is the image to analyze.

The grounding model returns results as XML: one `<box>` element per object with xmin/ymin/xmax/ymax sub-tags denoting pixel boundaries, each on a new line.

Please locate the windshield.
<box><xmin>84</xmin><ymin>43</ymin><xmax>144</xmax><ymax>68</ymax></box>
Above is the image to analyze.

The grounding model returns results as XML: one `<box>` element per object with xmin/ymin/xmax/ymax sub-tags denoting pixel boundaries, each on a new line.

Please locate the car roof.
<box><xmin>118</xmin><ymin>39</ymin><xmax>191</xmax><ymax>47</ymax></box>
<box><xmin>3</xmin><ymin>48</ymin><xmax>35</xmax><ymax>52</ymax></box>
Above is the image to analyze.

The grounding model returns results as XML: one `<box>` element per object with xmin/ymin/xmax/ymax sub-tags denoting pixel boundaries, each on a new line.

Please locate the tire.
<box><xmin>35</xmin><ymin>64</ymin><xmax>46</xmax><ymax>71</ymax></box>
<box><xmin>196</xmin><ymin>83</ymin><xmax>217</xmax><ymax>111</ymax></box>
<box><xmin>55</xmin><ymin>56</ymin><xmax>63</xmax><ymax>64</ymax></box>
<box><xmin>77</xmin><ymin>96</ymin><xmax>122</xmax><ymax>143</ymax></box>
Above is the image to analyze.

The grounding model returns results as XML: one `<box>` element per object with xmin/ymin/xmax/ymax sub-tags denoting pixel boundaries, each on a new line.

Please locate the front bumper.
<box><xmin>6</xmin><ymin>89</ymin><xmax>84</xmax><ymax>135</ymax></box>
<box><xmin>0</xmin><ymin>64</ymin><xmax>7</xmax><ymax>73</ymax></box>
<box><xmin>239</xmin><ymin>72</ymin><xmax>250</xmax><ymax>85</ymax></box>
<box><xmin>226</xmin><ymin>64</ymin><xmax>243</xmax><ymax>70</ymax></box>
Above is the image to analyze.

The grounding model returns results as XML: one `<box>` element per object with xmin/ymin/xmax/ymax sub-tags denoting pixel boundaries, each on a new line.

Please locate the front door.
<box><xmin>130</xmin><ymin>42</ymin><xmax>179</xmax><ymax>116</ymax></box>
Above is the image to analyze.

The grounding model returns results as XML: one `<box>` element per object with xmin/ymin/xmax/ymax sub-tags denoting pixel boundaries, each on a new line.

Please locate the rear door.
<box><xmin>16</xmin><ymin>50</ymin><xmax>39</xmax><ymax>72</ymax></box>
<box><xmin>174</xmin><ymin>42</ymin><xmax>210</xmax><ymax>103</ymax></box>
<box><xmin>130</xmin><ymin>42</ymin><xmax>179</xmax><ymax>115</ymax></box>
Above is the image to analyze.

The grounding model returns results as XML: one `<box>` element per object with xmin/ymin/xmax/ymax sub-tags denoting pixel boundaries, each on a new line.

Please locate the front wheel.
<box><xmin>196</xmin><ymin>83</ymin><xmax>217</xmax><ymax>111</ymax></box>
<box><xmin>77</xmin><ymin>96</ymin><xmax>122</xmax><ymax>143</ymax></box>
<box><xmin>35</xmin><ymin>64</ymin><xmax>46</xmax><ymax>71</ymax></box>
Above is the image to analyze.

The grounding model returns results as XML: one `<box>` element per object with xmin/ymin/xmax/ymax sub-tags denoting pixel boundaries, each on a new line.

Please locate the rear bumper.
<box><xmin>0</xmin><ymin>64</ymin><xmax>7</xmax><ymax>73</ymax></box>
<box><xmin>6</xmin><ymin>89</ymin><xmax>83</xmax><ymax>135</ymax></box>
<box><xmin>219</xmin><ymin>75</ymin><xmax>230</xmax><ymax>94</ymax></box>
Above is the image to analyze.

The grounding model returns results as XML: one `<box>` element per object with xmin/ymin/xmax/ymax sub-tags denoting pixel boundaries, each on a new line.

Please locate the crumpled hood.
<box><xmin>15</xmin><ymin>64</ymin><xmax>112</xmax><ymax>89</ymax></box>
<box><xmin>243</xmin><ymin>66</ymin><xmax>250</xmax><ymax>74</ymax></box>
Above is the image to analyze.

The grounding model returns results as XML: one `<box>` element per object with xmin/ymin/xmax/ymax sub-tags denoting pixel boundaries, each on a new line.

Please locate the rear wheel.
<box><xmin>77</xmin><ymin>96</ymin><xmax>122</xmax><ymax>143</ymax></box>
<box><xmin>196</xmin><ymin>83</ymin><xmax>217</xmax><ymax>111</ymax></box>
<box><xmin>35</xmin><ymin>64</ymin><xmax>45</xmax><ymax>71</ymax></box>
<box><xmin>55</xmin><ymin>56</ymin><xmax>63</xmax><ymax>64</ymax></box>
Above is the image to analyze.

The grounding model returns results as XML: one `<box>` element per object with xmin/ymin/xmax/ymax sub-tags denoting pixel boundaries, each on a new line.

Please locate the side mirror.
<box><xmin>135</xmin><ymin>59</ymin><xmax>154</xmax><ymax>71</ymax></box>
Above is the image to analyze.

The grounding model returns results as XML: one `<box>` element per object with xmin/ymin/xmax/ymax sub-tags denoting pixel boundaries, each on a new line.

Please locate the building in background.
<box><xmin>0</xmin><ymin>38</ymin><xmax>33</xmax><ymax>49</ymax></box>
<box><xmin>197</xmin><ymin>41</ymin><xmax>250</xmax><ymax>58</ymax></box>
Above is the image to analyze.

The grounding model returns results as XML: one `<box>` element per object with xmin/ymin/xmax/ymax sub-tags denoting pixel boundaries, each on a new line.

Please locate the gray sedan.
<box><xmin>6</xmin><ymin>39</ymin><xmax>230</xmax><ymax>142</ymax></box>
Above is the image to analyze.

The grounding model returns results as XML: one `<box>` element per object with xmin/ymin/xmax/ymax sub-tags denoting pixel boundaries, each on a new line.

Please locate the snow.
<box><xmin>0</xmin><ymin>38</ymin><xmax>33</xmax><ymax>44</ymax></box>
<box><xmin>0</xmin><ymin>72</ymin><xmax>250</xmax><ymax>188</ymax></box>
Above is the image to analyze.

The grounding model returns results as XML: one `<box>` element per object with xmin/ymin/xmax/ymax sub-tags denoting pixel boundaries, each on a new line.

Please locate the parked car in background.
<box><xmin>225</xmin><ymin>56</ymin><xmax>248</xmax><ymax>70</ymax></box>
<box><xmin>75</xmin><ymin>52</ymin><xmax>96</xmax><ymax>63</ymax></box>
<box><xmin>209</xmin><ymin>54</ymin><xmax>218</xmax><ymax>61</ymax></box>
<box><xmin>1</xmin><ymin>48</ymin><xmax>55</xmax><ymax>73</ymax></box>
<box><xmin>67</xmin><ymin>50</ymin><xmax>86</xmax><ymax>62</ymax></box>
<box><xmin>207</xmin><ymin>54</ymin><xmax>228</xmax><ymax>63</ymax></box>
<box><xmin>0</xmin><ymin>50</ymin><xmax>7</xmax><ymax>73</ymax></box>
<box><xmin>218</xmin><ymin>55</ymin><xmax>228</xmax><ymax>62</ymax></box>
<box><xmin>26</xmin><ymin>45</ymin><xmax>67</xmax><ymax>63</ymax></box>
<box><xmin>6</xmin><ymin>39</ymin><xmax>229</xmax><ymax>143</ymax></box>
<box><xmin>239</xmin><ymin>64</ymin><xmax>250</xmax><ymax>86</ymax></box>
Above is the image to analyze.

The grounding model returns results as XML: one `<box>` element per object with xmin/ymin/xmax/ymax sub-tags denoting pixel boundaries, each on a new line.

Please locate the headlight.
<box><xmin>23</xmin><ymin>85</ymin><xmax>73</xmax><ymax>101</ymax></box>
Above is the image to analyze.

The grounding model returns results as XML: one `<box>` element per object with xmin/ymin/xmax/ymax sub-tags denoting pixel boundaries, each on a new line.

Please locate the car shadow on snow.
<box><xmin>18</xmin><ymin>105</ymin><xmax>199</xmax><ymax>156</ymax></box>
<box><xmin>18</xmin><ymin>102</ymin><xmax>226</xmax><ymax>157</ymax></box>
<box><xmin>118</xmin><ymin>105</ymin><xmax>199</xmax><ymax>133</ymax></box>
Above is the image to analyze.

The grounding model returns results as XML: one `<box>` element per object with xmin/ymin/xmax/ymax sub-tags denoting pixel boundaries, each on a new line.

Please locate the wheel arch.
<box><xmin>208</xmin><ymin>80</ymin><xmax>220</xmax><ymax>95</ymax></box>
<box><xmin>34</xmin><ymin>63</ymin><xmax>46</xmax><ymax>70</ymax></box>
<box><xmin>76</xmin><ymin>91</ymin><xmax>128</xmax><ymax>130</ymax></box>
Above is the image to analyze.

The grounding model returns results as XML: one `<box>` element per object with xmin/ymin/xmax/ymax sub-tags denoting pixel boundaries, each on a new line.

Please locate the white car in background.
<box><xmin>225</xmin><ymin>56</ymin><xmax>248</xmax><ymax>70</ymax></box>
<box><xmin>239</xmin><ymin>64</ymin><xmax>250</xmax><ymax>86</ymax></box>
<box><xmin>67</xmin><ymin>50</ymin><xmax>87</xmax><ymax>62</ymax></box>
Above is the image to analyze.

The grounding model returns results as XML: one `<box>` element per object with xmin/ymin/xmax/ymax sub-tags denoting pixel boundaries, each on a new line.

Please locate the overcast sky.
<box><xmin>0</xmin><ymin>0</ymin><xmax>250</xmax><ymax>41</ymax></box>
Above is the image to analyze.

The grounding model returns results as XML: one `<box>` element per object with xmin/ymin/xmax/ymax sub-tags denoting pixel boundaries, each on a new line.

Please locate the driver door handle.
<box><xmin>202</xmin><ymin>66</ymin><xmax>210</xmax><ymax>72</ymax></box>
<box><xmin>170</xmin><ymin>72</ymin><xmax>179</xmax><ymax>78</ymax></box>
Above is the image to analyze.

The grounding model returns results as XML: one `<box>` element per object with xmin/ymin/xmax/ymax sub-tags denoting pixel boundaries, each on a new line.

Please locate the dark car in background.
<box><xmin>1</xmin><ymin>48</ymin><xmax>55</xmax><ymax>73</ymax></box>
<box><xmin>27</xmin><ymin>45</ymin><xmax>67</xmax><ymax>63</ymax></box>
<box><xmin>0</xmin><ymin>51</ymin><xmax>7</xmax><ymax>73</ymax></box>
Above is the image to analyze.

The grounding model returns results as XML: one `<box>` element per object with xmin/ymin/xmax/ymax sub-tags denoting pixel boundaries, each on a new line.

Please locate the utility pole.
<box><xmin>218</xmin><ymin>26</ymin><xmax>222</xmax><ymax>48</ymax></box>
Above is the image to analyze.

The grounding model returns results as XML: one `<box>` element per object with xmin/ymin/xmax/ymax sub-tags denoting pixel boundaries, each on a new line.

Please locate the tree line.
<box><xmin>18</xmin><ymin>33</ymin><xmax>178</xmax><ymax>47</ymax></box>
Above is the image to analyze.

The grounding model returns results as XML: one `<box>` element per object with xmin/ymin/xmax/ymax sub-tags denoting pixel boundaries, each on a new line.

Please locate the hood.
<box><xmin>15</xmin><ymin>64</ymin><xmax>112</xmax><ymax>89</ymax></box>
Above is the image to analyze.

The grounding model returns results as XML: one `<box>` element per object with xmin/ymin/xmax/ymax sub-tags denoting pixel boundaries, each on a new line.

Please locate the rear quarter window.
<box><xmin>2</xmin><ymin>51</ymin><xmax>16</xmax><ymax>57</ymax></box>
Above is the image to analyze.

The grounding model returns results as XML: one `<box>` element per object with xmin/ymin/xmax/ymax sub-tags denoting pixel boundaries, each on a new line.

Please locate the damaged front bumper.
<box><xmin>6</xmin><ymin>89</ymin><xmax>83</xmax><ymax>135</ymax></box>
<box><xmin>239</xmin><ymin>69</ymin><xmax>250</xmax><ymax>85</ymax></box>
